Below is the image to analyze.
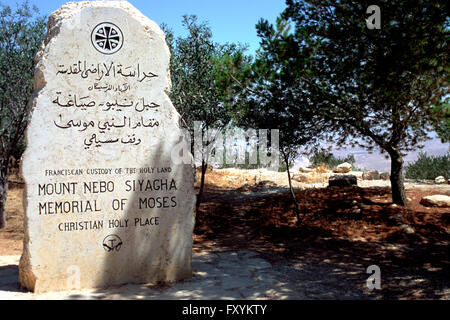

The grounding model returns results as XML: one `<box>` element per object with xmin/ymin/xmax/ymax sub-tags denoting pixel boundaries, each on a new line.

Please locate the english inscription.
<box><xmin>19</xmin><ymin>1</ymin><xmax>195</xmax><ymax>293</ymax></box>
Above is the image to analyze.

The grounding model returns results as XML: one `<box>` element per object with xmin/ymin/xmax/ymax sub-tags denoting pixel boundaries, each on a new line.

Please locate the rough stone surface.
<box><xmin>333</xmin><ymin>162</ymin><xmax>352</xmax><ymax>173</ymax></box>
<box><xmin>389</xmin><ymin>213</ymin><xmax>405</xmax><ymax>224</ymax></box>
<box><xmin>19</xmin><ymin>1</ymin><xmax>195</xmax><ymax>293</ymax></box>
<box><xmin>380</xmin><ymin>172</ymin><xmax>390</xmax><ymax>180</ymax></box>
<box><xmin>420</xmin><ymin>195</ymin><xmax>450</xmax><ymax>208</ymax></box>
<box><xmin>435</xmin><ymin>176</ymin><xmax>447</xmax><ymax>184</ymax></box>
<box><xmin>330</xmin><ymin>171</ymin><xmax>362</xmax><ymax>178</ymax></box>
<box><xmin>349</xmin><ymin>171</ymin><xmax>363</xmax><ymax>179</ymax></box>
<box><xmin>291</xmin><ymin>173</ymin><xmax>310</xmax><ymax>183</ymax></box>
<box><xmin>400</xmin><ymin>224</ymin><xmax>415</xmax><ymax>234</ymax></box>
<box><xmin>328</xmin><ymin>175</ymin><xmax>357</xmax><ymax>187</ymax></box>
<box><xmin>362</xmin><ymin>170</ymin><xmax>380</xmax><ymax>180</ymax></box>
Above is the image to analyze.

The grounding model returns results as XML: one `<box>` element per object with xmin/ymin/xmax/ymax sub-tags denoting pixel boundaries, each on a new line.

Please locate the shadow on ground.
<box><xmin>1</xmin><ymin>182</ymin><xmax>448</xmax><ymax>299</ymax></box>
<box><xmin>61</xmin><ymin>183</ymin><xmax>450</xmax><ymax>300</ymax></box>
<box><xmin>0</xmin><ymin>263</ymin><xmax>25</xmax><ymax>294</ymax></box>
<box><xmin>191</xmin><ymin>183</ymin><xmax>449</xmax><ymax>300</ymax></box>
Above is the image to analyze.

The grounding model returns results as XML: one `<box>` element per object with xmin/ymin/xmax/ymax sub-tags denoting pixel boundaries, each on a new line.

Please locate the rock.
<box><xmin>291</xmin><ymin>173</ymin><xmax>310</xmax><ymax>183</ymax></box>
<box><xmin>333</xmin><ymin>162</ymin><xmax>352</xmax><ymax>173</ymax></box>
<box><xmin>328</xmin><ymin>175</ymin><xmax>357</xmax><ymax>187</ymax></box>
<box><xmin>435</xmin><ymin>176</ymin><xmax>447</xmax><ymax>184</ymax></box>
<box><xmin>400</xmin><ymin>224</ymin><xmax>415</xmax><ymax>234</ymax></box>
<box><xmin>298</xmin><ymin>167</ymin><xmax>314</xmax><ymax>173</ymax></box>
<box><xmin>362</xmin><ymin>170</ymin><xmax>380</xmax><ymax>180</ymax></box>
<box><xmin>331</xmin><ymin>171</ymin><xmax>363</xmax><ymax>180</ymax></box>
<box><xmin>389</xmin><ymin>214</ymin><xmax>405</xmax><ymax>223</ymax></box>
<box><xmin>19</xmin><ymin>1</ymin><xmax>195</xmax><ymax>293</ymax></box>
<box><xmin>337</xmin><ymin>171</ymin><xmax>363</xmax><ymax>180</ymax></box>
<box><xmin>380</xmin><ymin>172</ymin><xmax>390</xmax><ymax>180</ymax></box>
<box><xmin>420</xmin><ymin>195</ymin><xmax>450</xmax><ymax>208</ymax></box>
<box><xmin>314</xmin><ymin>163</ymin><xmax>332</xmax><ymax>173</ymax></box>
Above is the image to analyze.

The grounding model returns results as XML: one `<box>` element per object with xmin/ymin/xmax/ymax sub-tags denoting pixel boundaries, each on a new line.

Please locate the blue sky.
<box><xmin>2</xmin><ymin>0</ymin><xmax>287</xmax><ymax>55</ymax></box>
<box><xmin>2</xmin><ymin>0</ymin><xmax>449</xmax><ymax>171</ymax></box>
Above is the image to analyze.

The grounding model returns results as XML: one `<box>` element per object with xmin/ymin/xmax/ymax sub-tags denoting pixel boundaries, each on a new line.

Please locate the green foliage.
<box><xmin>161</xmin><ymin>16</ymin><xmax>252</xmax><ymax>214</ymax></box>
<box><xmin>162</xmin><ymin>15</ymin><xmax>248</xmax><ymax>134</ymax></box>
<box><xmin>0</xmin><ymin>1</ymin><xmax>46</xmax><ymax>161</ymax></box>
<box><xmin>256</xmin><ymin>0</ymin><xmax>449</xmax><ymax>205</ymax></box>
<box><xmin>0</xmin><ymin>1</ymin><xmax>46</xmax><ymax>228</ymax></box>
<box><xmin>277</xmin><ymin>0</ymin><xmax>449</xmax><ymax>156</ymax></box>
<box><xmin>223</xmin><ymin>15</ymin><xmax>326</xmax><ymax>169</ymax></box>
<box><xmin>432</xmin><ymin>103</ymin><xmax>450</xmax><ymax>143</ymax></box>
<box><xmin>309</xmin><ymin>150</ymin><xmax>355</xmax><ymax>169</ymax></box>
<box><xmin>405</xmin><ymin>152</ymin><xmax>450</xmax><ymax>180</ymax></box>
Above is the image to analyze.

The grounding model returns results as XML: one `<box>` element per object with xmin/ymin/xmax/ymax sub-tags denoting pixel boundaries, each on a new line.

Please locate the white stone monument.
<box><xmin>19</xmin><ymin>1</ymin><xmax>195</xmax><ymax>292</ymax></box>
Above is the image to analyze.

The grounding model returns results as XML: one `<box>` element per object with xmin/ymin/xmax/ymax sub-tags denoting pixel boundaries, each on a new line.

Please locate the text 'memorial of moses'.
<box><xmin>19</xmin><ymin>1</ymin><xmax>195</xmax><ymax>293</ymax></box>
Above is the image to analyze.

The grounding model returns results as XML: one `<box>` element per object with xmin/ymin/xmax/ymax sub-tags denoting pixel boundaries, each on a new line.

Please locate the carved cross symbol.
<box><xmin>91</xmin><ymin>22</ymin><xmax>123</xmax><ymax>54</ymax></box>
<box><xmin>95</xmin><ymin>26</ymin><xmax>120</xmax><ymax>50</ymax></box>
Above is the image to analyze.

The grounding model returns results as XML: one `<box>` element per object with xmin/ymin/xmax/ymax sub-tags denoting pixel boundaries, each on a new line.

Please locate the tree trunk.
<box><xmin>389</xmin><ymin>150</ymin><xmax>408</xmax><ymax>206</ymax></box>
<box><xmin>285</xmin><ymin>155</ymin><xmax>301</xmax><ymax>224</ymax></box>
<box><xmin>0</xmin><ymin>164</ymin><xmax>9</xmax><ymax>229</ymax></box>
<box><xmin>195</xmin><ymin>159</ymin><xmax>208</xmax><ymax>217</ymax></box>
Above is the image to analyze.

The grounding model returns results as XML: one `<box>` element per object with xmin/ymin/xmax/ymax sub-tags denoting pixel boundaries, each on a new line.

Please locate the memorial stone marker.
<box><xmin>19</xmin><ymin>1</ymin><xmax>195</xmax><ymax>292</ymax></box>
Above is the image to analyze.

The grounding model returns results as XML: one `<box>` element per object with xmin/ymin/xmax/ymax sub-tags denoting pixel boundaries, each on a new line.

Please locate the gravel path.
<box><xmin>0</xmin><ymin>249</ymin><xmax>381</xmax><ymax>300</ymax></box>
<box><xmin>1</xmin><ymin>180</ymin><xmax>448</xmax><ymax>300</ymax></box>
<box><xmin>5</xmin><ymin>243</ymin><xmax>444</xmax><ymax>300</ymax></box>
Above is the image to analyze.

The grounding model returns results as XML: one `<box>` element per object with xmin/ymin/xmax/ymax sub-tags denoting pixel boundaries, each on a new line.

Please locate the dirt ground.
<box><xmin>1</xmin><ymin>169</ymin><xmax>449</xmax><ymax>299</ymax></box>
<box><xmin>1</xmin><ymin>175</ymin><xmax>24</xmax><ymax>256</ymax></box>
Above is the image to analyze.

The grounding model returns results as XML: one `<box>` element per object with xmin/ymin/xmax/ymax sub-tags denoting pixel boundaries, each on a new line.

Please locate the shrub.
<box><xmin>309</xmin><ymin>150</ymin><xmax>355</xmax><ymax>169</ymax></box>
<box><xmin>405</xmin><ymin>152</ymin><xmax>450</xmax><ymax>180</ymax></box>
